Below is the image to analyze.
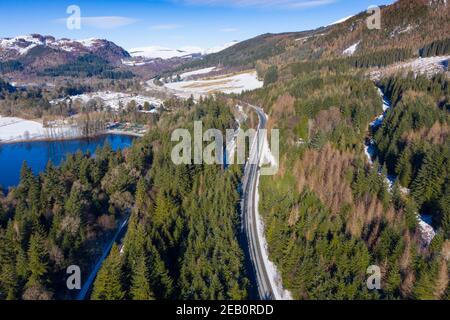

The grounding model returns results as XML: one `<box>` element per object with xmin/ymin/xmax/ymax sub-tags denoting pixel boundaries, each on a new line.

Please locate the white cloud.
<box><xmin>54</xmin><ymin>16</ymin><xmax>138</xmax><ymax>29</ymax></box>
<box><xmin>221</xmin><ymin>28</ymin><xmax>239</xmax><ymax>32</ymax></box>
<box><xmin>178</xmin><ymin>0</ymin><xmax>336</xmax><ymax>9</ymax></box>
<box><xmin>149</xmin><ymin>24</ymin><xmax>181</xmax><ymax>30</ymax></box>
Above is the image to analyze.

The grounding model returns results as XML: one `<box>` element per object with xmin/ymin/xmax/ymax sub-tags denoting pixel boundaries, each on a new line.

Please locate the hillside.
<box><xmin>177</xmin><ymin>0</ymin><xmax>450</xmax><ymax>73</ymax></box>
<box><xmin>0</xmin><ymin>34</ymin><xmax>132</xmax><ymax>79</ymax></box>
<box><xmin>231</xmin><ymin>0</ymin><xmax>450</xmax><ymax>301</ymax></box>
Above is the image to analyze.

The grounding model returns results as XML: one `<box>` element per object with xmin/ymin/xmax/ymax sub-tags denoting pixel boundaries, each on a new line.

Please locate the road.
<box><xmin>241</xmin><ymin>104</ymin><xmax>276</xmax><ymax>300</ymax></box>
<box><xmin>76</xmin><ymin>216</ymin><xmax>129</xmax><ymax>300</ymax></box>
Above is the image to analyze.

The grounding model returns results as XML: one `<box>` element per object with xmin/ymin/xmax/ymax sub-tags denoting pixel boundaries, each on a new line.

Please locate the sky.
<box><xmin>0</xmin><ymin>0</ymin><xmax>396</xmax><ymax>50</ymax></box>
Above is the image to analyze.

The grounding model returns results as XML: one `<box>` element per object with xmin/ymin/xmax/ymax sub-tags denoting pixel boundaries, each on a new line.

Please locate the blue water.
<box><xmin>0</xmin><ymin>134</ymin><xmax>135</xmax><ymax>189</ymax></box>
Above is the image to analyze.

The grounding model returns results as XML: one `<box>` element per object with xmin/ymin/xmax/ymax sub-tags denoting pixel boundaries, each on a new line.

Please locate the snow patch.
<box><xmin>204</xmin><ymin>41</ymin><xmax>239</xmax><ymax>54</ymax></box>
<box><xmin>386</xmin><ymin>56</ymin><xmax>450</xmax><ymax>78</ymax></box>
<box><xmin>128</xmin><ymin>46</ymin><xmax>203</xmax><ymax>60</ymax></box>
<box><xmin>54</xmin><ymin>91</ymin><xmax>163</xmax><ymax>111</ymax></box>
<box><xmin>164</xmin><ymin>71</ymin><xmax>263</xmax><ymax>98</ymax></box>
<box><xmin>418</xmin><ymin>215</ymin><xmax>436</xmax><ymax>246</ymax></box>
<box><xmin>0</xmin><ymin>116</ymin><xmax>81</xmax><ymax>143</ymax></box>
<box><xmin>128</xmin><ymin>41</ymin><xmax>239</xmax><ymax>60</ymax></box>
<box><xmin>369</xmin><ymin>88</ymin><xmax>391</xmax><ymax>129</ymax></box>
<box><xmin>343</xmin><ymin>41</ymin><xmax>360</xmax><ymax>56</ymax></box>
<box><xmin>179</xmin><ymin>67</ymin><xmax>217</xmax><ymax>80</ymax></box>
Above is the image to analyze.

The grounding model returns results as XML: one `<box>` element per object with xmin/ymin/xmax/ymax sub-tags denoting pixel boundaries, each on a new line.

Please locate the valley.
<box><xmin>0</xmin><ymin>0</ymin><xmax>449</xmax><ymax>303</ymax></box>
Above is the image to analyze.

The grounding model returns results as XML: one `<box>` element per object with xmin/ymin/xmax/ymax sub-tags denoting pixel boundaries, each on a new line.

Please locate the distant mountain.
<box><xmin>129</xmin><ymin>45</ymin><xmax>204</xmax><ymax>60</ymax></box>
<box><xmin>0</xmin><ymin>34</ymin><xmax>131</xmax><ymax>75</ymax></box>
<box><xmin>204</xmin><ymin>41</ymin><xmax>240</xmax><ymax>55</ymax></box>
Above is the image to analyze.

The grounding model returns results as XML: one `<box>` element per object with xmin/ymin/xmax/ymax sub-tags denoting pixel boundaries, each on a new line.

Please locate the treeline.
<box><xmin>349</xmin><ymin>48</ymin><xmax>413</xmax><ymax>69</ymax></box>
<box><xmin>375</xmin><ymin>74</ymin><xmax>450</xmax><ymax>236</ymax></box>
<box><xmin>420</xmin><ymin>38</ymin><xmax>450</xmax><ymax>57</ymax></box>
<box><xmin>39</xmin><ymin>55</ymin><xmax>134</xmax><ymax>79</ymax></box>
<box><xmin>242</xmin><ymin>69</ymin><xmax>448</xmax><ymax>299</ymax></box>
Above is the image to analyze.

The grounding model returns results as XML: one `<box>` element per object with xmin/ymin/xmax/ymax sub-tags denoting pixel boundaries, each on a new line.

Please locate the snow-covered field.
<box><xmin>179</xmin><ymin>67</ymin><xmax>218</xmax><ymax>80</ymax></box>
<box><xmin>394</xmin><ymin>56</ymin><xmax>450</xmax><ymax>76</ymax></box>
<box><xmin>121</xmin><ymin>59</ymin><xmax>153</xmax><ymax>67</ymax></box>
<box><xmin>0</xmin><ymin>116</ymin><xmax>80</xmax><ymax>143</ymax></box>
<box><xmin>164</xmin><ymin>71</ymin><xmax>263</xmax><ymax>98</ymax></box>
<box><xmin>53</xmin><ymin>91</ymin><xmax>163</xmax><ymax>111</ymax></box>
<box><xmin>129</xmin><ymin>45</ymin><xmax>203</xmax><ymax>60</ymax></box>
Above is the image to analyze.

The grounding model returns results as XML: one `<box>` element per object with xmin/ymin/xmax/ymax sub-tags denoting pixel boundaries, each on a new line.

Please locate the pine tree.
<box><xmin>411</xmin><ymin>151</ymin><xmax>445</xmax><ymax>207</ymax></box>
<box><xmin>134</xmin><ymin>178</ymin><xmax>150</xmax><ymax>215</ymax></box>
<box><xmin>396</xmin><ymin>149</ymin><xmax>412</xmax><ymax>187</ymax></box>
<box><xmin>19</xmin><ymin>161</ymin><xmax>32</xmax><ymax>188</ymax></box>
<box><xmin>1</xmin><ymin>263</ymin><xmax>18</xmax><ymax>299</ymax></box>
<box><xmin>439</xmin><ymin>186</ymin><xmax>450</xmax><ymax>238</ymax></box>
<box><xmin>26</xmin><ymin>232</ymin><xmax>49</xmax><ymax>287</ymax></box>
<box><xmin>130</xmin><ymin>254</ymin><xmax>154</xmax><ymax>300</ymax></box>
<box><xmin>91</xmin><ymin>244</ymin><xmax>125</xmax><ymax>300</ymax></box>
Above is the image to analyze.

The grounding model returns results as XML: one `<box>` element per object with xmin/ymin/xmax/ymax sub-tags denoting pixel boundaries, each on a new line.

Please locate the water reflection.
<box><xmin>0</xmin><ymin>134</ymin><xmax>134</xmax><ymax>190</ymax></box>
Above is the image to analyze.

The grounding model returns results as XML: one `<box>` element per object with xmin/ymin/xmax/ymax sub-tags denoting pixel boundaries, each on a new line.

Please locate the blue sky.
<box><xmin>0</xmin><ymin>0</ymin><xmax>396</xmax><ymax>50</ymax></box>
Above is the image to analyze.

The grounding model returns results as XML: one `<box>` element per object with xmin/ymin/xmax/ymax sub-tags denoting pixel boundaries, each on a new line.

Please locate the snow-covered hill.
<box><xmin>128</xmin><ymin>41</ymin><xmax>239</xmax><ymax>60</ymax></box>
<box><xmin>0</xmin><ymin>34</ymin><xmax>130</xmax><ymax>63</ymax></box>
<box><xmin>128</xmin><ymin>46</ymin><xmax>203</xmax><ymax>60</ymax></box>
<box><xmin>204</xmin><ymin>41</ymin><xmax>240</xmax><ymax>55</ymax></box>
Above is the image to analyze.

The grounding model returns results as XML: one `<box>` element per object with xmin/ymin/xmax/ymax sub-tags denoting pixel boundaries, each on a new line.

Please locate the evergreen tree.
<box><xmin>264</xmin><ymin>66</ymin><xmax>278</xmax><ymax>86</ymax></box>
<box><xmin>91</xmin><ymin>244</ymin><xmax>125</xmax><ymax>300</ymax></box>
<box><xmin>396</xmin><ymin>149</ymin><xmax>412</xmax><ymax>187</ymax></box>
<box><xmin>439</xmin><ymin>186</ymin><xmax>450</xmax><ymax>238</ymax></box>
<box><xmin>130</xmin><ymin>254</ymin><xmax>154</xmax><ymax>300</ymax></box>
<box><xmin>411</xmin><ymin>151</ymin><xmax>445</xmax><ymax>207</ymax></box>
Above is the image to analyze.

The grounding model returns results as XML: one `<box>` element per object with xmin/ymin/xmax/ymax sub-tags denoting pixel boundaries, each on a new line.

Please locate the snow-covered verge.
<box><xmin>164</xmin><ymin>71</ymin><xmax>263</xmax><ymax>98</ymax></box>
<box><xmin>363</xmin><ymin>88</ymin><xmax>436</xmax><ymax>246</ymax></box>
<box><xmin>52</xmin><ymin>91</ymin><xmax>163</xmax><ymax>111</ymax></box>
<box><xmin>128</xmin><ymin>45</ymin><xmax>203</xmax><ymax>60</ymax></box>
<box><xmin>0</xmin><ymin>116</ymin><xmax>81</xmax><ymax>143</ymax></box>
<box><xmin>254</xmin><ymin>112</ymin><xmax>293</xmax><ymax>300</ymax></box>
<box><xmin>254</xmin><ymin>174</ymin><xmax>293</xmax><ymax>300</ymax></box>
